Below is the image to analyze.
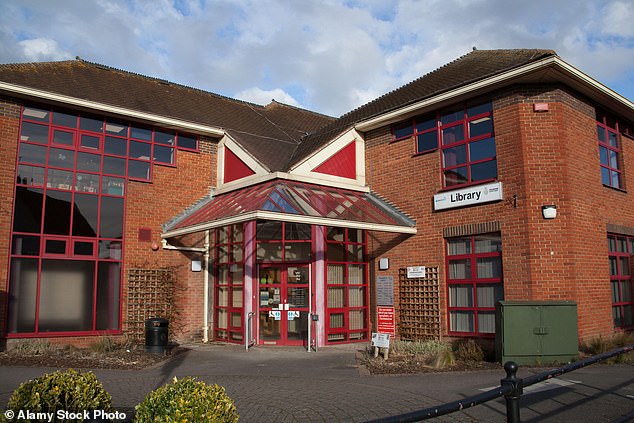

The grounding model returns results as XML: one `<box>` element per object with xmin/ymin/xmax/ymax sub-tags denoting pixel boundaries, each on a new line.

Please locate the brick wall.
<box><xmin>0</xmin><ymin>97</ymin><xmax>218</xmax><ymax>345</ymax></box>
<box><xmin>0</xmin><ymin>98</ymin><xmax>21</xmax><ymax>340</ymax></box>
<box><xmin>365</xmin><ymin>84</ymin><xmax>631</xmax><ymax>343</ymax></box>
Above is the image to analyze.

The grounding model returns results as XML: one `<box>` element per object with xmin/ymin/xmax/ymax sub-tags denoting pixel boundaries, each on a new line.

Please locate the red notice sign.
<box><xmin>377</xmin><ymin>306</ymin><xmax>395</xmax><ymax>335</ymax></box>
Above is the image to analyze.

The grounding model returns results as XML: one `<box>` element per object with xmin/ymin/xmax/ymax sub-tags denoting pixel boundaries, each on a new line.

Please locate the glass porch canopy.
<box><xmin>161</xmin><ymin>179</ymin><xmax>417</xmax><ymax>238</ymax></box>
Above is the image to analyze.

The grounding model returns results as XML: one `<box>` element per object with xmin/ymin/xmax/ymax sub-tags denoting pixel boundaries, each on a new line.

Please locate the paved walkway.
<box><xmin>1</xmin><ymin>343</ymin><xmax>633</xmax><ymax>422</ymax></box>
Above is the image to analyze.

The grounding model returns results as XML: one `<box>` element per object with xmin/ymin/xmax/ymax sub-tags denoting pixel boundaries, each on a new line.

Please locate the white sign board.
<box><xmin>433</xmin><ymin>181</ymin><xmax>503</xmax><ymax>211</ymax></box>
<box><xmin>371</xmin><ymin>332</ymin><xmax>390</xmax><ymax>349</ymax></box>
<box><xmin>407</xmin><ymin>266</ymin><xmax>426</xmax><ymax>279</ymax></box>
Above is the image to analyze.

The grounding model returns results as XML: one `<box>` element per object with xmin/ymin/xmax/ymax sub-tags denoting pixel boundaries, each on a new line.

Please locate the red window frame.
<box><xmin>6</xmin><ymin>105</ymin><xmax>131</xmax><ymax>337</ymax></box>
<box><xmin>597</xmin><ymin>110</ymin><xmax>622</xmax><ymax>189</ymax></box>
<box><xmin>390</xmin><ymin>101</ymin><xmax>496</xmax><ymax>188</ymax></box>
<box><xmin>325</xmin><ymin>227</ymin><xmax>369</xmax><ymax>344</ymax></box>
<box><xmin>446</xmin><ymin>233</ymin><xmax>503</xmax><ymax>337</ymax></box>
<box><xmin>608</xmin><ymin>234</ymin><xmax>634</xmax><ymax>329</ymax></box>
<box><xmin>214</xmin><ymin>224</ymin><xmax>245</xmax><ymax>343</ymax></box>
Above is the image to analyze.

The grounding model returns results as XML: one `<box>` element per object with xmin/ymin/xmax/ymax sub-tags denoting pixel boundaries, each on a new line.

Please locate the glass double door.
<box><xmin>258</xmin><ymin>264</ymin><xmax>310</xmax><ymax>345</ymax></box>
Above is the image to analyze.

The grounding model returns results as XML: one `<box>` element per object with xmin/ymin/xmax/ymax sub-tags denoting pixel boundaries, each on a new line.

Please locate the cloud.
<box><xmin>235</xmin><ymin>87</ymin><xmax>300</xmax><ymax>108</ymax></box>
<box><xmin>18</xmin><ymin>38</ymin><xmax>70</xmax><ymax>61</ymax></box>
<box><xmin>0</xmin><ymin>0</ymin><xmax>632</xmax><ymax>116</ymax></box>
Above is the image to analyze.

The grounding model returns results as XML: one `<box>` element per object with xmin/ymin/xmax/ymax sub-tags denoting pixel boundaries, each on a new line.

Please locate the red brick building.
<box><xmin>0</xmin><ymin>49</ymin><xmax>632</xmax><ymax>349</ymax></box>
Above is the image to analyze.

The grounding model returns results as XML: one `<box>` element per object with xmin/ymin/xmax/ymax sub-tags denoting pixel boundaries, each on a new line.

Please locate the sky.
<box><xmin>1</xmin><ymin>0</ymin><xmax>633</xmax><ymax>117</ymax></box>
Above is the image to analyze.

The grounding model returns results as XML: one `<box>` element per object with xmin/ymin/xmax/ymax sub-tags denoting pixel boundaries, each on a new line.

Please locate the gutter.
<box><xmin>355</xmin><ymin>56</ymin><xmax>634</xmax><ymax>132</ymax></box>
<box><xmin>0</xmin><ymin>81</ymin><xmax>226</xmax><ymax>137</ymax></box>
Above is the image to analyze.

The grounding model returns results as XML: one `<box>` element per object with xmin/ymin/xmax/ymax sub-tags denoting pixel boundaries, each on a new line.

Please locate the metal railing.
<box><xmin>364</xmin><ymin>344</ymin><xmax>634</xmax><ymax>423</ymax></box>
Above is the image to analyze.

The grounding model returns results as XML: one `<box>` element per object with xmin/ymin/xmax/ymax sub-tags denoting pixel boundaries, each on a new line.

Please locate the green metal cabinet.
<box><xmin>495</xmin><ymin>301</ymin><xmax>578</xmax><ymax>365</ymax></box>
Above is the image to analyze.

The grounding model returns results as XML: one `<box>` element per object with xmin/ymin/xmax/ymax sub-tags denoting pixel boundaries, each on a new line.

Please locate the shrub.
<box><xmin>390</xmin><ymin>339</ymin><xmax>449</xmax><ymax>356</ymax></box>
<box><xmin>134</xmin><ymin>377</ymin><xmax>238</xmax><ymax>423</ymax></box>
<box><xmin>432</xmin><ymin>348</ymin><xmax>456</xmax><ymax>369</ymax></box>
<box><xmin>455</xmin><ymin>339</ymin><xmax>485</xmax><ymax>362</ymax></box>
<box><xmin>5</xmin><ymin>369</ymin><xmax>113</xmax><ymax>420</ymax></box>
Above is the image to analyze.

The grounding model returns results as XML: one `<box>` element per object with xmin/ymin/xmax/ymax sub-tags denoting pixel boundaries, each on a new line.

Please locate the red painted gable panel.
<box><xmin>312</xmin><ymin>141</ymin><xmax>356</xmax><ymax>179</ymax></box>
<box><xmin>224</xmin><ymin>147</ymin><xmax>256</xmax><ymax>183</ymax></box>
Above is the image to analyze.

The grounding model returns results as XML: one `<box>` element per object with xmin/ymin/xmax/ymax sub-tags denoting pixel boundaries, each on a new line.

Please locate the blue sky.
<box><xmin>1</xmin><ymin>0</ymin><xmax>633</xmax><ymax>117</ymax></box>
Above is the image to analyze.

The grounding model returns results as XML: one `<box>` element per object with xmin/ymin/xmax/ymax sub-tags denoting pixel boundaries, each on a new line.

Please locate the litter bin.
<box><xmin>145</xmin><ymin>317</ymin><xmax>169</xmax><ymax>353</ymax></box>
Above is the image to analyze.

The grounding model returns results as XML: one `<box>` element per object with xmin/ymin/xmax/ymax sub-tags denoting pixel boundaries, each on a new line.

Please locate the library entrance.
<box><xmin>258</xmin><ymin>264</ymin><xmax>310</xmax><ymax>345</ymax></box>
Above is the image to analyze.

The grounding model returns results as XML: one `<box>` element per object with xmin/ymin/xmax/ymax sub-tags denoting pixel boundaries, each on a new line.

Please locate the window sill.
<box><xmin>603</xmin><ymin>184</ymin><xmax>627</xmax><ymax>194</ymax></box>
<box><xmin>438</xmin><ymin>179</ymin><xmax>497</xmax><ymax>193</ymax></box>
<box><xmin>412</xmin><ymin>148</ymin><xmax>438</xmax><ymax>158</ymax></box>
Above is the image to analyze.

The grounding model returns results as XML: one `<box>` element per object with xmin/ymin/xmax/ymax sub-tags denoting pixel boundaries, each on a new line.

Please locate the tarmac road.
<box><xmin>1</xmin><ymin>343</ymin><xmax>633</xmax><ymax>422</ymax></box>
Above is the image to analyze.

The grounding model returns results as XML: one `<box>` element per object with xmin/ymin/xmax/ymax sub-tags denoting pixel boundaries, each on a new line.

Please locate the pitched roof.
<box><xmin>162</xmin><ymin>179</ymin><xmax>416</xmax><ymax>237</ymax></box>
<box><xmin>0</xmin><ymin>59</ymin><xmax>335</xmax><ymax>171</ymax></box>
<box><xmin>292</xmin><ymin>49</ymin><xmax>557</xmax><ymax>166</ymax></box>
<box><xmin>0</xmin><ymin>49</ymin><xmax>557</xmax><ymax>172</ymax></box>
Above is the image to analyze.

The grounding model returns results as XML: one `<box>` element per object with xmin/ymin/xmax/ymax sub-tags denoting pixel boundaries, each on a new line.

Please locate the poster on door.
<box><xmin>377</xmin><ymin>306</ymin><xmax>395</xmax><ymax>335</ymax></box>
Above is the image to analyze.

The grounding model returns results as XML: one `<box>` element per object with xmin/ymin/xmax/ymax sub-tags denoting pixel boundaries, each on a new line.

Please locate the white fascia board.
<box><xmin>355</xmin><ymin>56</ymin><xmax>634</xmax><ymax>132</ymax></box>
<box><xmin>214</xmin><ymin>171</ymin><xmax>370</xmax><ymax>195</ymax></box>
<box><xmin>289</xmin><ymin>128</ymin><xmax>366</xmax><ymax>186</ymax></box>
<box><xmin>0</xmin><ymin>81</ymin><xmax>225</xmax><ymax>137</ymax></box>
<box><xmin>161</xmin><ymin>210</ymin><xmax>416</xmax><ymax>238</ymax></box>
<box><xmin>551</xmin><ymin>57</ymin><xmax>634</xmax><ymax>111</ymax></box>
<box><xmin>217</xmin><ymin>134</ymin><xmax>269</xmax><ymax>185</ymax></box>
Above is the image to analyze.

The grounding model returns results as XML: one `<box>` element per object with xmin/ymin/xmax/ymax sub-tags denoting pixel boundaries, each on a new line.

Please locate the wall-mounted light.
<box><xmin>542</xmin><ymin>205</ymin><xmax>557</xmax><ymax>219</ymax></box>
<box><xmin>379</xmin><ymin>258</ymin><xmax>389</xmax><ymax>270</ymax></box>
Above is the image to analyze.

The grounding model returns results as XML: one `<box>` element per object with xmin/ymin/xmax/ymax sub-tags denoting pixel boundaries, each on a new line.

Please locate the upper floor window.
<box><xmin>391</xmin><ymin>101</ymin><xmax>496</xmax><ymax>188</ymax></box>
<box><xmin>597</xmin><ymin>110</ymin><xmax>622</xmax><ymax>189</ymax></box>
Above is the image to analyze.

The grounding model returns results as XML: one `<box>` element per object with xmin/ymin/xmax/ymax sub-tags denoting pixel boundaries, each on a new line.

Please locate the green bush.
<box><xmin>134</xmin><ymin>377</ymin><xmax>238</xmax><ymax>423</ymax></box>
<box><xmin>5</xmin><ymin>369</ymin><xmax>113</xmax><ymax>421</ymax></box>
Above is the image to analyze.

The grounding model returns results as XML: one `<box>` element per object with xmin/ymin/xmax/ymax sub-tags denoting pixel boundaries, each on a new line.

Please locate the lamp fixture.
<box><xmin>379</xmin><ymin>258</ymin><xmax>389</xmax><ymax>270</ymax></box>
<box><xmin>542</xmin><ymin>205</ymin><xmax>557</xmax><ymax>219</ymax></box>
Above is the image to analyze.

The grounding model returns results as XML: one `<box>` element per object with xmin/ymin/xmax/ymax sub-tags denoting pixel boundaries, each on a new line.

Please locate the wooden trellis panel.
<box><xmin>127</xmin><ymin>268</ymin><xmax>176</xmax><ymax>342</ymax></box>
<box><xmin>398</xmin><ymin>267</ymin><xmax>441</xmax><ymax>340</ymax></box>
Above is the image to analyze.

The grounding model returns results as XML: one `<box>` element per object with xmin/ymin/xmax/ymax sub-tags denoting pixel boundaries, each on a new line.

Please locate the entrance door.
<box><xmin>258</xmin><ymin>265</ymin><xmax>310</xmax><ymax>345</ymax></box>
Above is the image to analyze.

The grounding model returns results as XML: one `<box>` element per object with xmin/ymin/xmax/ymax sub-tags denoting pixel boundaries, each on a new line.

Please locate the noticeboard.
<box><xmin>376</xmin><ymin>276</ymin><xmax>394</xmax><ymax>306</ymax></box>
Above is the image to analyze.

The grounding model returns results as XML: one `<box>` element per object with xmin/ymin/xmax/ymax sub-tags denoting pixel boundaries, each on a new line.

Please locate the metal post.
<box><xmin>501</xmin><ymin>361</ymin><xmax>523</xmax><ymax>423</ymax></box>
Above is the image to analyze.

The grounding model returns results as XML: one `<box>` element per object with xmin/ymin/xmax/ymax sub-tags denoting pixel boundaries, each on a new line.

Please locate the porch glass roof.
<box><xmin>161</xmin><ymin>180</ymin><xmax>416</xmax><ymax>238</ymax></box>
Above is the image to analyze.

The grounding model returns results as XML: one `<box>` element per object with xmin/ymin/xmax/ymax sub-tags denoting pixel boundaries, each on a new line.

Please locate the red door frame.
<box><xmin>257</xmin><ymin>264</ymin><xmax>310</xmax><ymax>346</ymax></box>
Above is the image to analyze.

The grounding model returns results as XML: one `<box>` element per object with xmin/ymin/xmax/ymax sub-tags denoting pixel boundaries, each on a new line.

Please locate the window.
<box><xmin>597</xmin><ymin>110</ymin><xmax>622</xmax><ymax>189</ymax></box>
<box><xmin>442</xmin><ymin>102</ymin><xmax>496</xmax><ymax>187</ymax></box>
<box><xmin>390</xmin><ymin>101</ymin><xmax>496</xmax><ymax>187</ymax></box>
<box><xmin>214</xmin><ymin>224</ymin><xmax>244</xmax><ymax>343</ymax></box>
<box><xmin>325</xmin><ymin>227</ymin><xmax>368</xmax><ymax>343</ymax></box>
<box><xmin>256</xmin><ymin>221</ymin><xmax>311</xmax><ymax>262</ymax></box>
<box><xmin>446</xmin><ymin>233</ymin><xmax>503</xmax><ymax>336</ymax></box>
<box><xmin>608</xmin><ymin>234</ymin><xmax>634</xmax><ymax>328</ymax></box>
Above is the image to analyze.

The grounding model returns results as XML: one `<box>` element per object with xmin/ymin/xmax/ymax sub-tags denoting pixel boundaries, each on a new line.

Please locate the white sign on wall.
<box><xmin>407</xmin><ymin>266</ymin><xmax>426</xmax><ymax>278</ymax></box>
<box><xmin>433</xmin><ymin>182</ymin><xmax>503</xmax><ymax>211</ymax></box>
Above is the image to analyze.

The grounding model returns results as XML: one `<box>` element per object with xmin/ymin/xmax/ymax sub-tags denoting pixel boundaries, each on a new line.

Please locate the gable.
<box><xmin>312</xmin><ymin>141</ymin><xmax>356</xmax><ymax>179</ymax></box>
<box><xmin>224</xmin><ymin>147</ymin><xmax>256</xmax><ymax>183</ymax></box>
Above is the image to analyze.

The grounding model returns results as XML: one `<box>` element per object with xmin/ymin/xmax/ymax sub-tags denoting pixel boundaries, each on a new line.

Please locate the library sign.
<box><xmin>433</xmin><ymin>181</ymin><xmax>503</xmax><ymax>211</ymax></box>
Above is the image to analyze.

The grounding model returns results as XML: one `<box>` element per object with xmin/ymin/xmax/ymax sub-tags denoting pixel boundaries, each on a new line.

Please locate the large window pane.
<box><xmin>471</xmin><ymin>160</ymin><xmax>497</xmax><ymax>182</ymax></box>
<box><xmin>100</xmin><ymin>196</ymin><xmax>124</xmax><ymax>238</ymax></box>
<box><xmin>470</xmin><ymin>137</ymin><xmax>496</xmax><ymax>161</ymax></box>
<box><xmin>96</xmin><ymin>262</ymin><xmax>121</xmax><ymax>330</ymax></box>
<box><xmin>18</xmin><ymin>143</ymin><xmax>47</xmax><ymax>165</ymax></box>
<box><xmin>8</xmin><ymin>258</ymin><xmax>38</xmax><ymax>333</ymax></box>
<box><xmin>48</xmin><ymin>147</ymin><xmax>75</xmax><ymax>169</ymax></box>
<box><xmin>76</xmin><ymin>152</ymin><xmax>101</xmax><ymax>172</ymax></box>
<box><xmin>39</xmin><ymin>259</ymin><xmax>94</xmax><ymax>332</ymax></box>
<box><xmin>44</xmin><ymin>190</ymin><xmax>72</xmax><ymax>235</ymax></box>
<box><xmin>476</xmin><ymin>257</ymin><xmax>502</xmax><ymax>279</ymax></box>
<box><xmin>13</xmin><ymin>187</ymin><xmax>43</xmax><ymax>233</ymax></box>
<box><xmin>73</xmin><ymin>193</ymin><xmax>99</xmax><ymax>237</ymax></box>
<box><xmin>450</xmin><ymin>311</ymin><xmax>474</xmax><ymax>332</ymax></box>
<box><xmin>21</xmin><ymin>122</ymin><xmax>49</xmax><ymax>144</ymax></box>
<box><xmin>448</xmin><ymin>259</ymin><xmax>470</xmax><ymax>280</ymax></box>
<box><xmin>449</xmin><ymin>285</ymin><xmax>473</xmax><ymax>307</ymax></box>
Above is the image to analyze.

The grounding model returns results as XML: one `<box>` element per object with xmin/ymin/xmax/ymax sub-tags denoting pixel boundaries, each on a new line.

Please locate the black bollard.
<box><xmin>501</xmin><ymin>361</ymin><xmax>523</xmax><ymax>423</ymax></box>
